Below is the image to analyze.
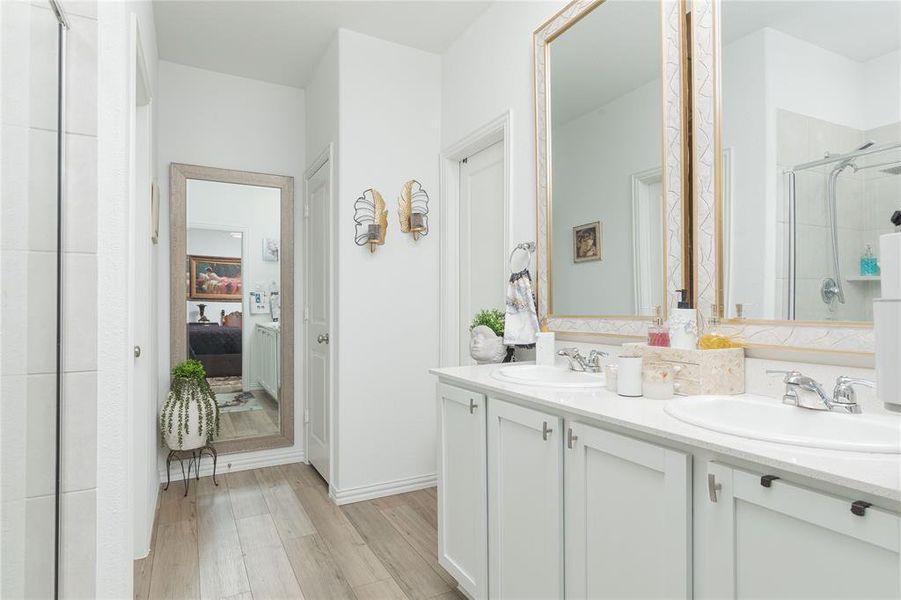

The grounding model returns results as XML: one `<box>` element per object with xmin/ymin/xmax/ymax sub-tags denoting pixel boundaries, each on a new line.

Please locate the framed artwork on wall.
<box><xmin>188</xmin><ymin>255</ymin><xmax>242</xmax><ymax>301</ymax></box>
<box><xmin>262</xmin><ymin>237</ymin><xmax>280</xmax><ymax>262</ymax></box>
<box><xmin>573</xmin><ymin>221</ymin><xmax>602</xmax><ymax>263</ymax></box>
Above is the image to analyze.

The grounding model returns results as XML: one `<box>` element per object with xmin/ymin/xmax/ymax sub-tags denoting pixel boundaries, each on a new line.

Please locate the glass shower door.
<box><xmin>1</xmin><ymin>1</ymin><xmax>67</xmax><ymax>597</ymax></box>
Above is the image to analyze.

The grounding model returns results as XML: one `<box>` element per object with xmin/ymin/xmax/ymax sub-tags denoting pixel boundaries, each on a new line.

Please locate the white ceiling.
<box><xmin>722</xmin><ymin>0</ymin><xmax>901</xmax><ymax>62</ymax></box>
<box><xmin>550</xmin><ymin>0</ymin><xmax>660</xmax><ymax>125</ymax></box>
<box><xmin>152</xmin><ymin>0</ymin><xmax>493</xmax><ymax>88</ymax></box>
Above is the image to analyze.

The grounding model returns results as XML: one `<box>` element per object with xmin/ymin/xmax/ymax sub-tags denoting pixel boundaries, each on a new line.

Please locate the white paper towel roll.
<box><xmin>874</xmin><ymin>299</ymin><xmax>901</xmax><ymax>411</ymax></box>
<box><xmin>879</xmin><ymin>232</ymin><xmax>901</xmax><ymax>299</ymax></box>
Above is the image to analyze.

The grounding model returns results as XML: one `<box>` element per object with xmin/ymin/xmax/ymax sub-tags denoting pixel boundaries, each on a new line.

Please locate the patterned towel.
<box><xmin>504</xmin><ymin>269</ymin><xmax>540</xmax><ymax>347</ymax></box>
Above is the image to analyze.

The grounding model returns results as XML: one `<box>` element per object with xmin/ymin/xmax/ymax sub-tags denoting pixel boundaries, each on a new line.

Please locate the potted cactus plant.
<box><xmin>160</xmin><ymin>359</ymin><xmax>220</xmax><ymax>450</ymax></box>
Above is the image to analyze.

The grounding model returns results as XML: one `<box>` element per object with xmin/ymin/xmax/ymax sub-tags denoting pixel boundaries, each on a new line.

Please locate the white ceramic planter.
<box><xmin>160</xmin><ymin>379</ymin><xmax>217</xmax><ymax>450</ymax></box>
<box><xmin>162</xmin><ymin>402</ymin><xmax>207</xmax><ymax>450</ymax></box>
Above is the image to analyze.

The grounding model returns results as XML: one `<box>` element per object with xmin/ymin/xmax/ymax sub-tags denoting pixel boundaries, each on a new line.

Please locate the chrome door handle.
<box><xmin>567</xmin><ymin>427</ymin><xmax>578</xmax><ymax>449</ymax></box>
<box><xmin>469</xmin><ymin>398</ymin><xmax>477</xmax><ymax>414</ymax></box>
<box><xmin>317</xmin><ymin>333</ymin><xmax>330</xmax><ymax>344</ymax></box>
<box><xmin>542</xmin><ymin>421</ymin><xmax>553</xmax><ymax>441</ymax></box>
<box><xmin>133</xmin><ymin>345</ymin><xmax>141</xmax><ymax>358</ymax></box>
<box><xmin>708</xmin><ymin>473</ymin><xmax>722</xmax><ymax>503</ymax></box>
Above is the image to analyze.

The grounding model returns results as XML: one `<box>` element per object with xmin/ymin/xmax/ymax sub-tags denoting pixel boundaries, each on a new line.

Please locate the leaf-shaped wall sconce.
<box><xmin>353</xmin><ymin>188</ymin><xmax>389</xmax><ymax>253</ymax></box>
<box><xmin>397</xmin><ymin>180</ymin><xmax>429</xmax><ymax>241</ymax></box>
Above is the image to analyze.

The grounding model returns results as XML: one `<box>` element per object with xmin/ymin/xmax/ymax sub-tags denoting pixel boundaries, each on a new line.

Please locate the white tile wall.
<box><xmin>1</xmin><ymin>1</ymin><xmax>98</xmax><ymax>597</ymax></box>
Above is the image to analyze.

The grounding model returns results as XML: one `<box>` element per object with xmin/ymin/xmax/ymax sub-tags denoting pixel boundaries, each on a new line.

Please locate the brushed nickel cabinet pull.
<box><xmin>469</xmin><ymin>398</ymin><xmax>477</xmax><ymax>414</ymax></box>
<box><xmin>542</xmin><ymin>421</ymin><xmax>553</xmax><ymax>441</ymax></box>
<box><xmin>567</xmin><ymin>427</ymin><xmax>578</xmax><ymax>449</ymax></box>
<box><xmin>708</xmin><ymin>473</ymin><xmax>722</xmax><ymax>502</ymax></box>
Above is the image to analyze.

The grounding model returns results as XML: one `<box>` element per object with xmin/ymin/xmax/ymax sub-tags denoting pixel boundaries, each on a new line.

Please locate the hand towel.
<box><xmin>504</xmin><ymin>269</ymin><xmax>540</xmax><ymax>347</ymax></box>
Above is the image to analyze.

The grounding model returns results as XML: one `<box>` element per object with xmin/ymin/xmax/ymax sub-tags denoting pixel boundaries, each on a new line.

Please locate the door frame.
<box><xmin>630</xmin><ymin>167</ymin><xmax>663</xmax><ymax>315</ymax></box>
<box><xmin>439</xmin><ymin>110</ymin><xmax>513</xmax><ymax>367</ymax></box>
<box><xmin>303</xmin><ymin>143</ymin><xmax>337</xmax><ymax>490</ymax></box>
<box><xmin>128</xmin><ymin>15</ymin><xmax>155</xmax><ymax>561</ymax></box>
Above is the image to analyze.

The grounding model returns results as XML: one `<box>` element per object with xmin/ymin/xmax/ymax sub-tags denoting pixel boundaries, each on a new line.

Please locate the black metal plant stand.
<box><xmin>163</xmin><ymin>445</ymin><xmax>218</xmax><ymax>497</ymax></box>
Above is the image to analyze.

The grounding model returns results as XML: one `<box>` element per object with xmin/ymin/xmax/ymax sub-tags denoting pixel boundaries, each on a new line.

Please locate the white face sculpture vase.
<box><xmin>470</xmin><ymin>325</ymin><xmax>507</xmax><ymax>364</ymax></box>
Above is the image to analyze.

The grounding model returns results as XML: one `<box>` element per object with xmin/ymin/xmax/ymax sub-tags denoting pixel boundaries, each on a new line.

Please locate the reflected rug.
<box><xmin>215</xmin><ymin>391</ymin><xmax>264</xmax><ymax>413</ymax></box>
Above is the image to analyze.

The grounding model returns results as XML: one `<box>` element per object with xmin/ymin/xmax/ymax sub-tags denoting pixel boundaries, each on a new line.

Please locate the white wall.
<box><xmin>305</xmin><ymin>36</ymin><xmax>339</xmax><ymax>167</ymax></box>
<box><xmin>551</xmin><ymin>77</ymin><xmax>662</xmax><ymax>315</ymax></box>
<box><xmin>441</xmin><ymin>1</ymin><xmax>567</xmax><ymax>247</ymax></box>
<box><xmin>333</xmin><ymin>29</ymin><xmax>441</xmax><ymax>496</ymax></box>
<box><xmin>156</xmin><ymin>61</ymin><xmax>306</xmax><ymax>473</ymax></box>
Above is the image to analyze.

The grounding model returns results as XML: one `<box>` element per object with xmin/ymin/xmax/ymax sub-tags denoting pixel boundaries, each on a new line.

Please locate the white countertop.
<box><xmin>431</xmin><ymin>363</ymin><xmax>901</xmax><ymax>504</ymax></box>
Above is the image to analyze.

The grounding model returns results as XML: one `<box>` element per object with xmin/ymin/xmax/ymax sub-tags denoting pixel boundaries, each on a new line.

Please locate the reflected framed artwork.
<box><xmin>573</xmin><ymin>221</ymin><xmax>602</xmax><ymax>263</ymax></box>
<box><xmin>189</xmin><ymin>255</ymin><xmax>242</xmax><ymax>301</ymax></box>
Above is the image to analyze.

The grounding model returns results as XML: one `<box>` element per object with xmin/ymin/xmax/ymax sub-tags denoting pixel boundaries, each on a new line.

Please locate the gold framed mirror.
<box><xmin>170</xmin><ymin>163</ymin><xmax>295</xmax><ymax>454</ymax></box>
<box><xmin>534</xmin><ymin>0</ymin><xmax>691</xmax><ymax>338</ymax></box>
<box><xmin>694</xmin><ymin>0</ymin><xmax>899</xmax><ymax>354</ymax></box>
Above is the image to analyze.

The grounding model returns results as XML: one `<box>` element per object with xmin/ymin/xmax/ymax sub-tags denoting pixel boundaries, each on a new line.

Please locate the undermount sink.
<box><xmin>491</xmin><ymin>364</ymin><xmax>606</xmax><ymax>389</ymax></box>
<box><xmin>665</xmin><ymin>395</ymin><xmax>901</xmax><ymax>454</ymax></box>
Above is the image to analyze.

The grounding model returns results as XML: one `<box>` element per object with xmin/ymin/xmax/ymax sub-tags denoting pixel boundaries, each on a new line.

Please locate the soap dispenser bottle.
<box><xmin>861</xmin><ymin>244</ymin><xmax>880</xmax><ymax>276</ymax></box>
<box><xmin>670</xmin><ymin>289</ymin><xmax>698</xmax><ymax>350</ymax></box>
<box><xmin>647</xmin><ymin>305</ymin><xmax>670</xmax><ymax>347</ymax></box>
<box><xmin>699</xmin><ymin>304</ymin><xmax>738</xmax><ymax>350</ymax></box>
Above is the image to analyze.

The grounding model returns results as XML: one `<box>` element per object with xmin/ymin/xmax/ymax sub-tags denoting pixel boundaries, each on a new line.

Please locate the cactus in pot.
<box><xmin>160</xmin><ymin>359</ymin><xmax>220</xmax><ymax>450</ymax></box>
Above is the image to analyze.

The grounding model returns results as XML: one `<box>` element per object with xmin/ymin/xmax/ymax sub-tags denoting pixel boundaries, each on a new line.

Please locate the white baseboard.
<box><xmin>158</xmin><ymin>446</ymin><xmax>306</xmax><ymax>484</ymax></box>
<box><xmin>331</xmin><ymin>473</ymin><xmax>437</xmax><ymax>505</ymax></box>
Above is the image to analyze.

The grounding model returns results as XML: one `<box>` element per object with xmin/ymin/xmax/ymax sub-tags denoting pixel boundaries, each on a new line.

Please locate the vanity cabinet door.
<box><xmin>564</xmin><ymin>422</ymin><xmax>691</xmax><ymax>599</ymax></box>
<box><xmin>701</xmin><ymin>463</ymin><xmax>900</xmax><ymax>599</ymax></box>
<box><xmin>437</xmin><ymin>384</ymin><xmax>487</xmax><ymax>599</ymax></box>
<box><xmin>488</xmin><ymin>398</ymin><xmax>563</xmax><ymax>599</ymax></box>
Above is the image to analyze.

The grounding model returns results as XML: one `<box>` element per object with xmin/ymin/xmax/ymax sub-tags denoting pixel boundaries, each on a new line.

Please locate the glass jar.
<box><xmin>643</xmin><ymin>361</ymin><xmax>675</xmax><ymax>400</ymax></box>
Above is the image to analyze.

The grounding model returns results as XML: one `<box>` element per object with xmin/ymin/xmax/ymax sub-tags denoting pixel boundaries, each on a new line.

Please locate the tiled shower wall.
<box><xmin>777</xmin><ymin>108</ymin><xmax>901</xmax><ymax>322</ymax></box>
<box><xmin>1</xmin><ymin>0</ymin><xmax>98</xmax><ymax>597</ymax></box>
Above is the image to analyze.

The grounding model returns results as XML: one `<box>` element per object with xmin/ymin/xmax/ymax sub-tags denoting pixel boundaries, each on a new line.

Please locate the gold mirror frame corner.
<box><xmin>169</xmin><ymin>162</ymin><xmax>296</xmax><ymax>455</ymax></box>
<box><xmin>694</xmin><ymin>0</ymin><xmax>875</xmax><ymax>357</ymax></box>
<box><xmin>534</xmin><ymin>0</ymin><xmax>691</xmax><ymax>340</ymax></box>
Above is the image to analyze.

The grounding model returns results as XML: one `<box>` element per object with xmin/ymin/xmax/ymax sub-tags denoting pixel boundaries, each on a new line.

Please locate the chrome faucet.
<box><xmin>767</xmin><ymin>370</ymin><xmax>873</xmax><ymax>414</ymax></box>
<box><xmin>558</xmin><ymin>348</ymin><xmax>607</xmax><ymax>373</ymax></box>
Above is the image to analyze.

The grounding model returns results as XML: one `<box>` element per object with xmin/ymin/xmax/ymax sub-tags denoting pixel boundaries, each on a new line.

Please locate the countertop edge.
<box><xmin>430</xmin><ymin>368</ymin><xmax>901</xmax><ymax>504</ymax></box>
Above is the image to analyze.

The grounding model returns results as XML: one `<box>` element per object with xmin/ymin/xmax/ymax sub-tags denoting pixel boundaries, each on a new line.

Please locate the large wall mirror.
<box><xmin>535</xmin><ymin>0</ymin><xmax>689</xmax><ymax>337</ymax></box>
<box><xmin>695</xmin><ymin>0</ymin><xmax>899</xmax><ymax>353</ymax></box>
<box><xmin>170</xmin><ymin>164</ymin><xmax>294</xmax><ymax>453</ymax></box>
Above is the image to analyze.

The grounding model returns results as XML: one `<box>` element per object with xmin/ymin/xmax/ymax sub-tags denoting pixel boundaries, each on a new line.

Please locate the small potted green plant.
<box><xmin>469</xmin><ymin>308</ymin><xmax>508</xmax><ymax>364</ymax></box>
<box><xmin>160</xmin><ymin>359</ymin><xmax>220</xmax><ymax>450</ymax></box>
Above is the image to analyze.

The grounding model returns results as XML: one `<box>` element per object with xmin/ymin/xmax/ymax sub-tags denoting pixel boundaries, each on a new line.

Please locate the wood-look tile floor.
<box><xmin>134</xmin><ymin>463</ymin><xmax>463</xmax><ymax>600</ymax></box>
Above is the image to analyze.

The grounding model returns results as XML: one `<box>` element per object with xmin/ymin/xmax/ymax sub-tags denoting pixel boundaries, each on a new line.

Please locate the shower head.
<box><xmin>832</xmin><ymin>140</ymin><xmax>877</xmax><ymax>173</ymax></box>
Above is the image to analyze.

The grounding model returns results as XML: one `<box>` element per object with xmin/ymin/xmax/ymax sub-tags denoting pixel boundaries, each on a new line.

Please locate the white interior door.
<box><xmin>631</xmin><ymin>168</ymin><xmax>663</xmax><ymax>316</ymax></box>
<box><xmin>305</xmin><ymin>156</ymin><xmax>332</xmax><ymax>482</ymax></box>
<box><xmin>459</xmin><ymin>141</ymin><xmax>506</xmax><ymax>364</ymax></box>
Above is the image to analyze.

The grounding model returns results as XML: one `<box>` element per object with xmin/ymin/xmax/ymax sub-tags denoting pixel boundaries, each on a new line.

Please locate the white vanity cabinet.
<box><xmin>700</xmin><ymin>463</ymin><xmax>901</xmax><ymax>599</ymax></box>
<box><xmin>254</xmin><ymin>323</ymin><xmax>279</xmax><ymax>399</ymax></box>
<box><xmin>437</xmin><ymin>384</ymin><xmax>488</xmax><ymax>599</ymax></box>
<box><xmin>564</xmin><ymin>423</ymin><xmax>691</xmax><ymax>599</ymax></box>
<box><xmin>487</xmin><ymin>398</ymin><xmax>564</xmax><ymax>600</ymax></box>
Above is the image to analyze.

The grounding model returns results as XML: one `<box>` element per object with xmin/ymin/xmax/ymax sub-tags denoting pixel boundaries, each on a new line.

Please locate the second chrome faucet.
<box><xmin>767</xmin><ymin>370</ymin><xmax>874</xmax><ymax>414</ymax></box>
